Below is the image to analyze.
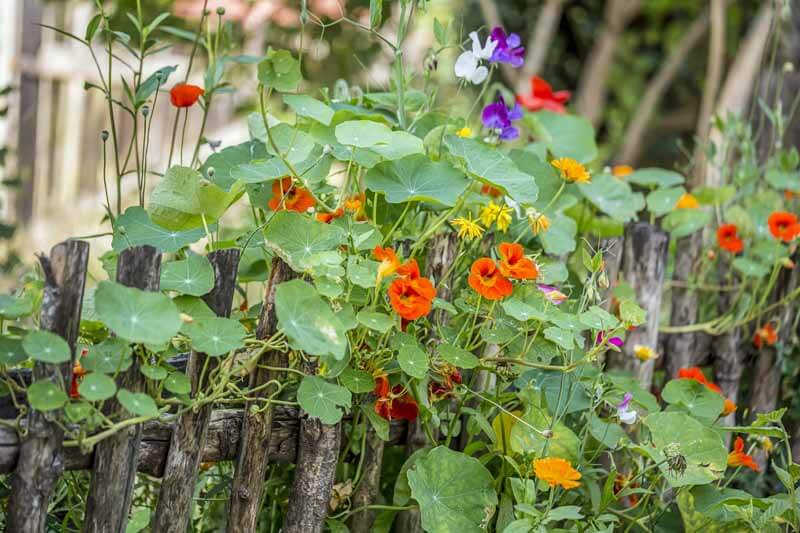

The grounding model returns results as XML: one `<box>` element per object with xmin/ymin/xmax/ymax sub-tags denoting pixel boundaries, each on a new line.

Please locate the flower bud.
<box><xmin>142</xmin><ymin>105</ymin><xmax>150</xmax><ymax>117</ymax></box>
<box><xmin>101</xmin><ymin>130</ymin><xmax>109</xmax><ymax>141</ymax></box>
<box><xmin>541</xmin><ymin>429</ymin><xmax>554</xmax><ymax>439</ymax></box>
<box><xmin>216</xmin><ymin>6</ymin><xmax>225</xmax><ymax>15</ymax></box>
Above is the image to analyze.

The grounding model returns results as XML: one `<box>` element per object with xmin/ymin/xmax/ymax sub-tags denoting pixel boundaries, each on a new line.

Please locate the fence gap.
<box><xmin>152</xmin><ymin>248</ymin><xmax>240</xmax><ymax>532</ymax></box>
<box><xmin>227</xmin><ymin>257</ymin><xmax>294</xmax><ymax>531</ymax></box>
<box><xmin>8</xmin><ymin>240</ymin><xmax>89</xmax><ymax>532</ymax></box>
<box><xmin>83</xmin><ymin>245</ymin><xmax>161</xmax><ymax>533</ymax></box>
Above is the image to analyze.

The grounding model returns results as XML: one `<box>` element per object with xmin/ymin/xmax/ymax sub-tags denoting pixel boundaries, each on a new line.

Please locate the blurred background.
<box><xmin>0</xmin><ymin>0</ymin><xmax>773</xmax><ymax>287</ymax></box>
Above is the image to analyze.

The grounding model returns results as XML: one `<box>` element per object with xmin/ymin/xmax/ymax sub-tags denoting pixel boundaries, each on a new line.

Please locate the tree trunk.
<box><xmin>152</xmin><ymin>249</ymin><xmax>240</xmax><ymax>533</ymax></box>
<box><xmin>84</xmin><ymin>245</ymin><xmax>162</xmax><ymax>533</ymax></box>
<box><xmin>8</xmin><ymin>240</ymin><xmax>89</xmax><ymax>533</ymax></box>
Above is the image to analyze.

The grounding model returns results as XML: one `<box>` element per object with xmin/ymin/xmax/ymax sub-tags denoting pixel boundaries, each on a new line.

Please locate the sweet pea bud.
<box><xmin>142</xmin><ymin>105</ymin><xmax>150</xmax><ymax>117</ymax></box>
<box><xmin>598</xmin><ymin>271</ymin><xmax>609</xmax><ymax>289</ymax></box>
<box><xmin>101</xmin><ymin>130</ymin><xmax>109</xmax><ymax>141</ymax></box>
<box><xmin>216</xmin><ymin>6</ymin><xmax>225</xmax><ymax>15</ymax></box>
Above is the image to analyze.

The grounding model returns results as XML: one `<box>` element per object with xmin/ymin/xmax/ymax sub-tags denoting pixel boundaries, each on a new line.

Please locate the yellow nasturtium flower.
<box><xmin>451</xmin><ymin>216</ymin><xmax>485</xmax><ymax>241</ymax></box>
<box><xmin>456</xmin><ymin>126</ymin><xmax>473</xmax><ymax>138</ymax></box>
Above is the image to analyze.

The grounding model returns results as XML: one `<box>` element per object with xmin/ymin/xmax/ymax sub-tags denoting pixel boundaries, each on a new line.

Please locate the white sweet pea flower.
<box><xmin>470</xmin><ymin>31</ymin><xmax>497</xmax><ymax>60</ymax></box>
<box><xmin>454</xmin><ymin>51</ymin><xmax>488</xmax><ymax>84</ymax></box>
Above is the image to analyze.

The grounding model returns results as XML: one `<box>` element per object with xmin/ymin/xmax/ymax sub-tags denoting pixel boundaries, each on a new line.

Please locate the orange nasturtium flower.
<box><xmin>268</xmin><ymin>177</ymin><xmax>316</xmax><ymax>213</ymax></box>
<box><xmin>753</xmin><ymin>323</ymin><xmax>778</xmax><ymax>348</ymax></box>
<box><xmin>727</xmin><ymin>436</ymin><xmax>759</xmax><ymax>472</ymax></box>
<box><xmin>768</xmin><ymin>211</ymin><xmax>800</xmax><ymax>242</ymax></box>
<box><xmin>69</xmin><ymin>349</ymin><xmax>89</xmax><ymax>399</ymax></box>
<box><xmin>388</xmin><ymin>272</ymin><xmax>436</xmax><ymax>321</ymax></box>
<box><xmin>533</xmin><ymin>457</ymin><xmax>582</xmax><ymax>490</ymax></box>
<box><xmin>373</xmin><ymin>246</ymin><xmax>400</xmax><ymax>282</ymax></box>
<box><xmin>677</xmin><ymin>367</ymin><xmax>722</xmax><ymax>394</ymax></box>
<box><xmin>722</xmin><ymin>398</ymin><xmax>737</xmax><ymax>416</ymax></box>
<box><xmin>675</xmin><ymin>193</ymin><xmax>699</xmax><ymax>209</ymax></box>
<box><xmin>169</xmin><ymin>83</ymin><xmax>204</xmax><ymax>107</ymax></box>
<box><xmin>551</xmin><ymin>157</ymin><xmax>590</xmax><ymax>183</ymax></box>
<box><xmin>497</xmin><ymin>242</ymin><xmax>538</xmax><ymax>280</ymax></box>
<box><xmin>468</xmin><ymin>258</ymin><xmax>513</xmax><ymax>300</ymax></box>
<box><xmin>611</xmin><ymin>165</ymin><xmax>634</xmax><ymax>177</ymax></box>
<box><xmin>716</xmin><ymin>224</ymin><xmax>744</xmax><ymax>254</ymax></box>
<box><xmin>316</xmin><ymin>207</ymin><xmax>344</xmax><ymax>223</ymax></box>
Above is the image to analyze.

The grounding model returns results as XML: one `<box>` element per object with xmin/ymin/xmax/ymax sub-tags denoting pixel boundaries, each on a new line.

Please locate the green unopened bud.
<box><xmin>216</xmin><ymin>6</ymin><xmax>225</xmax><ymax>15</ymax></box>
<box><xmin>101</xmin><ymin>130</ymin><xmax>109</xmax><ymax>141</ymax></box>
<box><xmin>142</xmin><ymin>105</ymin><xmax>150</xmax><ymax>117</ymax></box>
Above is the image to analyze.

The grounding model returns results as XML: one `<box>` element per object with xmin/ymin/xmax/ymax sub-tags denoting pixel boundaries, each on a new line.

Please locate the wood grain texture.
<box><xmin>227</xmin><ymin>257</ymin><xmax>294</xmax><ymax>532</ymax></box>
<box><xmin>665</xmin><ymin>233</ymin><xmax>703</xmax><ymax>379</ymax></box>
<box><xmin>152</xmin><ymin>249</ymin><xmax>240</xmax><ymax>533</ymax></box>
<box><xmin>83</xmin><ymin>245</ymin><xmax>161</xmax><ymax>533</ymax></box>
<box><xmin>8</xmin><ymin>240</ymin><xmax>89</xmax><ymax>533</ymax></box>
<box><xmin>348</xmin><ymin>425</ymin><xmax>386</xmax><ymax>533</ymax></box>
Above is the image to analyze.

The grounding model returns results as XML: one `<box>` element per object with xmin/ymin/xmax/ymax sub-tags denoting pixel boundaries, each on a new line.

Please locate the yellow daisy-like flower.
<box><xmin>456</xmin><ymin>126</ymin><xmax>473</xmax><ymax>138</ymax></box>
<box><xmin>526</xmin><ymin>208</ymin><xmax>550</xmax><ymax>235</ymax></box>
<box><xmin>612</xmin><ymin>165</ymin><xmax>634</xmax><ymax>177</ymax></box>
<box><xmin>533</xmin><ymin>457</ymin><xmax>581</xmax><ymax>490</ymax></box>
<box><xmin>675</xmin><ymin>193</ymin><xmax>699</xmax><ymax>209</ymax></box>
<box><xmin>552</xmin><ymin>157</ymin><xmax>591</xmax><ymax>183</ymax></box>
<box><xmin>480</xmin><ymin>201</ymin><xmax>501</xmax><ymax>227</ymax></box>
<box><xmin>633</xmin><ymin>344</ymin><xmax>658</xmax><ymax>362</ymax></box>
<box><xmin>451</xmin><ymin>216</ymin><xmax>485</xmax><ymax>241</ymax></box>
<box><xmin>495</xmin><ymin>204</ymin><xmax>513</xmax><ymax>232</ymax></box>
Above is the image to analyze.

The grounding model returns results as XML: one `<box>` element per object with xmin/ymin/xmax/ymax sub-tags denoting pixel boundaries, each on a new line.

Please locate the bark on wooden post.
<box><xmin>607</xmin><ymin>223</ymin><xmax>669</xmax><ymax>388</ymax></box>
<box><xmin>227</xmin><ymin>257</ymin><xmax>294</xmax><ymax>531</ymax></box>
<box><xmin>8</xmin><ymin>240</ymin><xmax>89</xmax><ymax>533</ymax></box>
<box><xmin>665</xmin><ymin>233</ymin><xmax>703</xmax><ymax>379</ymax></box>
<box><xmin>152</xmin><ymin>249</ymin><xmax>240</xmax><ymax>532</ymax></box>
<box><xmin>84</xmin><ymin>245</ymin><xmax>162</xmax><ymax>533</ymax></box>
<box><xmin>712</xmin><ymin>262</ymin><xmax>743</xmax><ymax>433</ymax></box>
<box><xmin>348</xmin><ymin>426</ymin><xmax>386</xmax><ymax>533</ymax></box>
<box><xmin>283</xmin><ymin>359</ymin><xmax>342</xmax><ymax>533</ymax></box>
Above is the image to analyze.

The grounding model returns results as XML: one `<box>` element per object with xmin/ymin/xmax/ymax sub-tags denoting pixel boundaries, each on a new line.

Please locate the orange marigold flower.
<box><xmin>373</xmin><ymin>246</ymin><xmax>400</xmax><ymax>281</ymax></box>
<box><xmin>722</xmin><ymin>398</ymin><xmax>737</xmax><ymax>416</ymax></box>
<box><xmin>533</xmin><ymin>457</ymin><xmax>581</xmax><ymax>490</ymax></box>
<box><xmin>768</xmin><ymin>211</ymin><xmax>800</xmax><ymax>242</ymax></box>
<box><xmin>170</xmin><ymin>83</ymin><xmax>204</xmax><ymax>107</ymax></box>
<box><xmin>612</xmin><ymin>165</ymin><xmax>634</xmax><ymax>177</ymax></box>
<box><xmin>316</xmin><ymin>207</ymin><xmax>344</xmax><ymax>223</ymax></box>
<box><xmin>675</xmin><ymin>193</ymin><xmax>699</xmax><ymax>209</ymax></box>
<box><xmin>727</xmin><ymin>436</ymin><xmax>759</xmax><ymax>472</ymax></box>
<box><xmin>268</xmin><ymin>177</ymin><xmax>316</xmax><ymax>213</ymax></box>
<box><xmin>677</xmin><ymin>367</ymin><xmax>722</xmax><ymax>394</ymax></box>
<box><xmin>716</xmin><ymin>224</ymin><xmax>744</xmax><ymax>254</ymax></box>
<box><xmin>468</xmin><ymin>258</ymin><xmax>513</xmax><ymax>300</ymax></box>
<box><xmin>753</xmin><ymin>323</ymin><xmax>778</xmax><ymax>349</ymax></box>
<box><xmin>497</xmin><ymin>242</ymin><xmax>538</xmax><ymax>280</ymax></box>
<box><xmin>388</xmin><ymin>277</ymin><xmax>436</xmax><ymax>321</ymax></box>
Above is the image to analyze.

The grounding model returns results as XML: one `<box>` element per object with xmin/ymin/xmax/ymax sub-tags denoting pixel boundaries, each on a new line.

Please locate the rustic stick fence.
<box><xmin>0</xmin><ymin>242</ymin><xmax>408</xmax><ymax>532</ymax></box>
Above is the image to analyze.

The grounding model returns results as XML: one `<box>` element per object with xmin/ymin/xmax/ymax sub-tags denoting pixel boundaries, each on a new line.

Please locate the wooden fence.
<box><xmin>0</xmin><ymin>240</ymin><xmax>407</xmax><ymax>532</ymax></box>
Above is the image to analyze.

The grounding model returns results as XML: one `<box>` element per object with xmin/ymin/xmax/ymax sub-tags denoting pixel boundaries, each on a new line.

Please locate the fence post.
<box><xmin>152</xmin><ymin>249</ymin><xmax>240</xmax><ymax>532</ymax></box>
<box><xmin>8</xmin><ymin>240</ymin><xmax>89</xmax><ymax>532</ymax></box>
<box><xmin>227</xmin><ymin>257</ymin><xmax>294</xmax><ymax>531</ymax></box>
<box><xmin>83</xmin><ymin>245</ymin><xmax>161</xmax><ymax>533</ymax></box>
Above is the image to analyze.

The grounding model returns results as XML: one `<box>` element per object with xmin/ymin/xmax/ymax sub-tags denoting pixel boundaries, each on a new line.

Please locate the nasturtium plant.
<box><xmin>160</xmin><ymin>254</ymin><xmax>215</xmax><ymax>296</ymax></box>
<box><xmin>297</xmin><ymin>375</ymin><xmax>352</xmax><ymax>424</ymax></box>
<box><xmin>94</xmin><ymin>281</ymin><xmax>182</xmax><ymax>344</ymax></box>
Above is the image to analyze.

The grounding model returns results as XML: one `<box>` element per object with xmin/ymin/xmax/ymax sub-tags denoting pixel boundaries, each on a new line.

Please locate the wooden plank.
<box><xmin>7</xmin><ymin>240</ymin><xmax>89</xmax><ymax>532</ymax></box>
<box><xmin>152</xmin><ymin>249</ymin><xmax>240</xmax><ymax>533</ymax></box>
<box><xmin>227</xmin><ymin>257</ymin><xmax>295</xmax><ymax>531</ymax></box>
<box><xmin>83</xmin><ymin>245</ymin><xmax>161</xmax><ymax>533</ymax></box>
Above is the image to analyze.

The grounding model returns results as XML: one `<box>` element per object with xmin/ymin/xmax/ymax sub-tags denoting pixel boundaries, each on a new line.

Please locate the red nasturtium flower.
<box><xmin>767</xmin><ymin>211</ymin><xmax>800</xmax><ymax>242</ymax></box>
<box><xmin>388</xmin><ymin>267</ymin><xmax>436</xmax><ymax>321</ymax></box>
<box><xmin>497</xmin><ymin>242</ymin><xmax>538</xmax><ymax>280</ymax></box>
<box><xmin>268</xmin><ymin>177</ymin><xmax>316</xmax><ymax>212</ymax></box>
<box><xmin>429</xmin><ymin>366</ymin><xmax>462</xmax><ymax>400</ymax></box>
<box><xmin>677</xmin><ymin>367</ymin><xmax>722</xmax><ymax>394</ymax></box>
<box><xmin>716</xmin><ymin>224</ymin><xmax>744</xmax><ymax>254</ymax></box>
<box><xmin>516</xmin><ymin>76</ymin><xmax>571</xmax><ymax>113</ymax></box>
<box><xmin>481</xmin><ymin>184</ymin><xmax>504</xmax><ymax>198</ymax></box>
<box><xmin>468</xmin><ymin>258</ymin><xmax>513</xmax><ymax>300</ymax></box>
<box><xmin>316</xmin><ymin>207</ymin><xmax>344</xmax><ymax>223</ymax></box>
<box><xmin>169</xmin><ymin>83</ymin><xmax>204</xmax><ymax>107</ymax></box>
<box><xmin>69</xmin><ymin>349</ymin><xmax>89</xmax><ymax>399</ymax></box>
<box><xmin>727</xmin><ymin>436</ymin><xmax>759</xmax><ymax>472</ymax></box>
<box><xmin>753</xmin><ymin>323</ymin><xmax>778</xmax><ymax>348</ymax></box>
<box><xmin>373</xmin><ymin>375</ymin><xmax>419</xmax><ymax>421</ymax></box>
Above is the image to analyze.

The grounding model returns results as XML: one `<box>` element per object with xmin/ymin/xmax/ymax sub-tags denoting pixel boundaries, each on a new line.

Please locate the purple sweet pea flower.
<box><xmin>595</xmin><ymin>331</ymin><xmax>624</xmax><ymax>348</ymax></box>
<box><xmin>489</xmin><ymin>27</ymin><xmax>525</xmax><ymax>68</ymax></box>
<box><xmin>481</xmin><ymin>96</ymin><xmax>523</xmax><ymax>141</ymax></box>
<box><xmin>616</xmin><ymin>392</ymin><xmax>637</xmax><ymax>425</ymax></box>
<box><xmin>537</xmin><ymin>284</ymin><xmax>567</xmax><ymax>305</ymax></box>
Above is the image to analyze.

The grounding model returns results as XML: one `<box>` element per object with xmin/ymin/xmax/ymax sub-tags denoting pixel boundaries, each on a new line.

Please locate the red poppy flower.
<box><xmin>716</xmin><ymin>224</ymin><xmax>744</xmax><ymax>254</ymax></box>
<box><xmin>768</xmin><ymin>211</ymin><xmax>800</xmax><ymax>242</ymax></box>
<box><xmin>316</xmin><ymin>207</ymin><xmax>344</xmax><ymax>223</ymax></box>
<box><xmin>468</xmin><ymin>258</ymin><xmax>513</xmax><ymax>300</ymax></box>
<box><xmin>516</xmin><ymin>76</ymin><xmax>571</xmax><ymax>113</ymax></box>
<box><xmin>727</xmin><ymin>436</ymin><xmax>759</xmax><ymax>472</ymax></box>
<box><xmin>497</xmin><ymin>242</ymin><xmax>538</xmax><ymax>280</ymax></box>
<box><xmin>374</xmin><ymin>376</ymin><xmax>418</xmax><ymax>421</ymax></box>
<box><xmin>388</xmin><ymin>277</ymin><xmax>436</xmax><ymax>321</ymax></box>
<box><xmin>268</xmin><ymin>177</ymin><xmax>316</xmax><ymax>213</ymax></box>
<box><xmin>753</xmin><ymin>323</ymin><xmax>778</xmax><ymax>348</ymax></box>
<box><xmin>677</xmin><ymin>366</ymin><xmax>722</xmax><ymax>394</ymax></box>
<box><xmin>170</xmin><ymin>83</ymin><xmax>204</xmax><ymax>107</ymax></box>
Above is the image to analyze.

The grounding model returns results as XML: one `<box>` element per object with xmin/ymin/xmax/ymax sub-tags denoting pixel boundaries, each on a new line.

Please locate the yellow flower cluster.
<box><xmin>451</xmin><ymin>215</ymin><xmax>484</xmax><ymax>241</ymax></box>
<box><xmin>480</xmin><ymin>201</ymin><xmax>513</xmax><ymax>232</ymax></box>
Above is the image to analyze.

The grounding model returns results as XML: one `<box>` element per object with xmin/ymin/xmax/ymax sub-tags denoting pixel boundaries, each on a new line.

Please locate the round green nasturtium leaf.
<box><xmin>297</xmin><ymin>375</ymin><xmax>352</xmax><ymax>425</ymax></box>
<box><xmin>398</xmin><ymin>345</ymin><xmax>429</xmax><ymax>379</ymax></box>
<box><xmin>262</xmin><ymin>211</ymin><xmax>347</xmax><ymax>272</ymax></box>
<box><xmin>579</xmin><ymin>305</ymin><xmax>620</xmax><ymax>331</ymax></box>
<box><xmin>140</xmin><ymin>364</ymin><xmax>168</xmax><ymax>380</ymax></box>
<box><xmin>339</xmin><ymin>368</ymin><xmax>376</xmax><ymax>394</ymax></box>
<box><xmin>0</xmin><ymin>337</ymin><xmax>26</xmax><ymax>366</ymax></box>
<box><xmin>539</xmin><ymin>214</ymin><xmax>578</xmax><ymax>255</ymax></box>
<box><xmin>0</xmin><ymin>293</ymin><xmax>34</xmax><ymax>319</ymax></box>
<box><xmin>335</xmin><ymin>120</ymin><xmax>393</xmax><ymax>148</ymax></box>
<box><xmin>407</xmin><ymin>446</ymin><xmax>498</xmax><ymax>533</ymax></box>
<box><xmin>661</xmin><ymin>378</ymin><xmax>724</xmax><ymax>423</ymax></box>
<box><xmin>626</xmin><ymin>167</ymin><xmax>685</xmax><ymax>188</ymax></box>
<box><xmin>365</xmin><ymin>155</ymin><xmax>469</xmax><ymax>206</ymax></box>
<box><xmin>81</xmin><ymin>337</ymin><xmax>133</xmax><ymax>374</ymax></box>
<box><xmin>647</xmin><ymin>186</ymin><xmax>686</xmax><ymax>217</ymax></box>
<box><xmin>77</xmin><ymin>373</ymin><xmax>117</xmax><ymax>402</ymax></box>
<box><xmin>438</xmin><ymin>344</ymin><xmax>479</xmax><ymax>369</ymax></box>
<box><xmin>183</xmin><ymin>317</ymin><xmax>247</xmax><ymax>357</ymax></box>
<box><xmin>510</xmin><ymin>405</ymin><xmax>580</xmax><ymax>461</ymax></box>
<box><xmin>111</xmin><ymin>206</ymin><xmax>208</xmax><ymax>253</ymax></box>
<box><xmin>27</xmin><ymin>380</ymin><xmax>68</xmax><ymax>411</ymax></box>
<box><xmin>356</xmin><ymin>311</ymin><xmax>395</xmax><ymax>334</ymax></box>
<box><xmin>577</xmin><ymin>174</ymin><xmax>645</xmax><ymax>222</ymax></box>
<box><xmin>117</xmin><ymin>389</ymin><xmax>159</xmax><ymax>418</ymax></box>
<box><xmin>662</xmin><ymin>208</ymin><xmax>712</xmax><ymax>238</ymax></box>
<box><xmin>527</xmin><ymin>110</ymin><xmax>598</xmax><ymax>163</ymax></box>
<box><xmin>258</xmin><ymin>49</ymin><xmax>302</xmax><ymax>92</ymax></box>
<box><xmin>160</xmin><ymin>254</ymin><xmax>215</xmax><ymax>296</ymax></box>
<box><xmin>283</xmin><ymin>94</ymin><xmax>335</xmax><ymax>126</ymax></box>
<box><xmin>64</xmin><ymin>401</ymin><xmax>93</xmax><ymax>423</ymax></box>
<box><xmin>94</xmin><ymin>280</ymin><xmax>181</xmax><ymax>345</ymax></box>
<box><xmin>23</xmin><ymin>330</ymin><xmax>71</xmax><ymax>364</ymax></box>
<box><xmin>126</xmin><ymin>508</ymin><xmax>151</xmax><ymax>533</ymax></box>
<box><xmin>164</xmin><ymin>372</ymin><xmax>192</xmax><ymax>395</ymax></box>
